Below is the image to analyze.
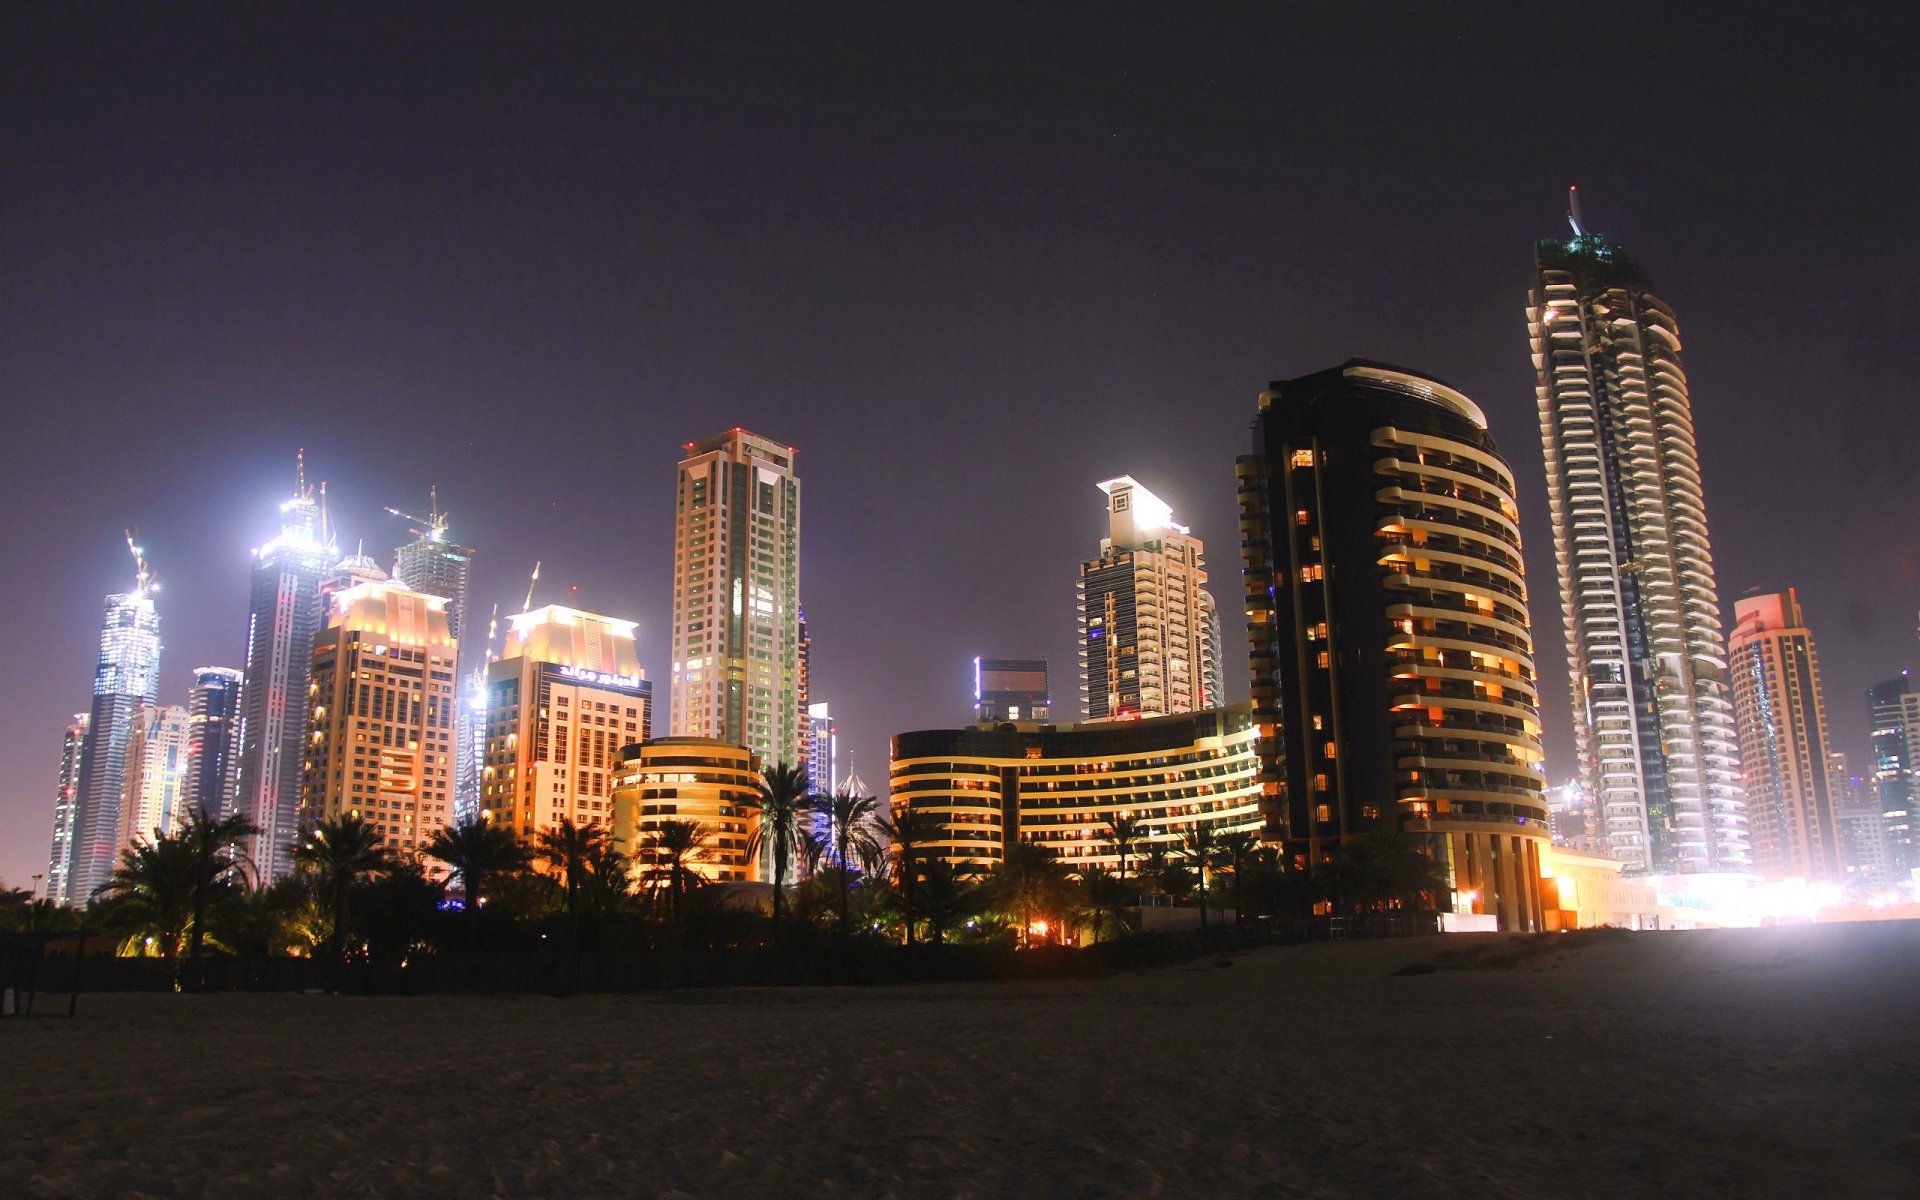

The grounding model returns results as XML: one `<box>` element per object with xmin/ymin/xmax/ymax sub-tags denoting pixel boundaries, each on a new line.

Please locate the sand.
<box><xmin>3</xmin><ymin>922</ymin><xmax>1917</xmax><ymax>1199</ymax></box>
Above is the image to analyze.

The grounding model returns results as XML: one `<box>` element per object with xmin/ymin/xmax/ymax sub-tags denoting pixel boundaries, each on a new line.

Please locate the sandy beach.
<box><xmin>4</xmin><ymin>922</ymin><xmax>1917</xmax><ymax>1198</ymax></box>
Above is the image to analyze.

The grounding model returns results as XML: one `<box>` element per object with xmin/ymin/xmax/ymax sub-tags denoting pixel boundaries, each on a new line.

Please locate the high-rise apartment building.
<box><xmin>973</xmin><ymin>658</ymin><xmax>1051</xmax><ymax>723</ymax></box>
<box><xmin>1237</xmin><ymin>361</ymin><xmax>1550</xmax><ymax>930</ymax></box>
<box><xmin>806</xmin><ymin>702</ymin><xmax>837</xmax><ymax>799</ymax></box>
<box><xmin>796</xmin><ymin>610</ymin><xmax>812</xmax><ymax>783</ymax></box>
<box><xmin>669</xmin><ymin>429</ymin><xmax>803</xmax><ymax>776</ymax></box>
<box><xmin>116</xmin><ymin>704</ymin><xmax>192</xmax><ymax>847</ymax></box>
<box><xmin>1078</xmin><ymin>477</ymin><xmax>1220</xmax><ymax>721</ymax></box>
<box><xmin>301</xmin><ymin>581</ymin><xmax>459</xmax><ymax>857</ymax></box>
<box><xmin>1529</xmin><ymin>203</ymin><xmax>1747</xmax><ymax>874</ymax></box>
<box><xmin>482</xmin><ymin>605</ymin><xmax>653</xmax><ymax>843</ymax></box>
<box><xmin>236</xmin><ymin>457</ymin><xmax>335</xmax><ymax>881</ymax></box>
<box><xmin>392</xmin><ymin>503</ymin><xmax>478</xmax><ymax>819</ymax></box>
<box><xmin>1828</xmin><ymin>751</ymin><xmax>1891</xmax><ymax>885</ymax></box>
<box><xmin>63</xmin><ymin>561</ymin><xmax>163</xmax><ymax>904</ymax></box>
<box><xmin>1728</xmin><ymin>590</ymin><xmax>1839</xmax><ymax>880</ymax></box>
<box><xmin>1866</xmin><ymin>674</ymin><xmax>1919</xmax><ymax>878</ymax></box>
<box><xmin>184</xmin><ymin>667</ymin><xmax>244</xmax><ymax>820</ymax></box>
<box><xmin>44</xmin><ymin>713</ymin><xmax>88</xmax><ymax>908</ymax></box>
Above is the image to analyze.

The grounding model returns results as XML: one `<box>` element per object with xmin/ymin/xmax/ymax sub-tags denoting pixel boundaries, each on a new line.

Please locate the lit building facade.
<box><xmin>1828</xmin><ymin>752</ymin><xmax>1891</xmax><ymax>885</ymax></box>
<box><xmin>184</xmin><ymin>666</ymin><xmax>244</xmax><ymax>820</ymax></box>
<box><xmin>670</xmin><ymin>429</ymin><xmax>802</xmax><ymax>860</ymax></box>
<box><xmin>889</xmin><ymin>704</ymin><xmax>1263</xmax><ymax>872</ymax></box>
<box><xmin>64</xmin><ymin>572</ymin><xmax>163</xmax><ymax>904</ymax></box>
<box><xmin>1078</xmin><ymin>477</ymin><xmax>1221</xmax><ymax>721</ymax></box>
<box><xmin>806</xmin><ymin>702</ymin><xmax>837</xmax><ymax>798</ymax></box>
<box><xmin>611</xmin><ymin>738</ymin><xmax>761</xmax><ymax>882</ymax></box>
<box><xmin>1867</xmin><ymin>674</ymin><xmax>1919</xmax><ymax>878</ymax></box>
<box><xmin>116</xmin><ymin>704</ymin><xmax>191</xmax><ymax>847</ymax></box>
<box><xmin>1529</xmin><ymin>212</ymin><xmax>1747</xmax><ymax>874</ymax></box>
<box><xmin>974</xmin><ymin>657</ymin><xmax>1051</xmax><ymax>723</ymax></box>
<box><xmin>301</xmin><ymin>581</ymin><xmax>459</xmax><ymax>857</ymax></box>
<box><xmin>44</xmin><ymin>713</ymin><xmax>88</xmax><ymax>908</ymax></box>
<box><xmin>482</xmin><ymin>605</ymin><xmax>653</xmax><ymax>844</ymax></box>
<box><xmin>1237</xmin><ymin>361</ymin><xmax>1550</xmax><ymax>930</ymax></box>
<box><xmin>1728</xmin><ymin>590</ymin><xmax>1839</xmax><ymax>880</ymax></box>
<box><xmin>393</xmin><ymin>512</ymin><xmax>477</xmax><ymax>819</ymax></box>
<box><xmin>236</xmin><ymin>458</ymin><xmax>335</xmax><ymax>881</ymax></box>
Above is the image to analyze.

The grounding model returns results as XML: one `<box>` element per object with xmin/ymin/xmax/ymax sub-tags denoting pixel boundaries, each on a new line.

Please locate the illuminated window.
<box><xmin>1324</xmin><ymin>741</ymin><xmax>1337</xmax><ymax>760</ymax></box>
<box><xmin>1295</xmin><ymin>509</ymin><xmax>1311</xmax><ymax>526</ymax></box>
<box><xmin>1316</xmin><ymin>651</ymin><xmax>1330</xmax><ymax>668</ymax></box>
<box><xmin>1315</xmin><ymin>803</ymin><xmax>1331</xmax><ymax>822</ymax></box>
<box><xmin>1300</xmin><ymin>564</ymin><xmax>1324</xmax><ymax>583</ymax></box>
<box><xmin>1290</xmin><ymin>449</ymin><xmax>1316</xmax><ymax>468</ymax></box>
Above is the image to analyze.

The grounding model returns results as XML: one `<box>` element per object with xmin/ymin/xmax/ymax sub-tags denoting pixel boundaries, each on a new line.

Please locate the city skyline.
<box><xmin>4</xmin><ymin>7</ymin><xmax>1919</xmax><ymax>890</ymax></box>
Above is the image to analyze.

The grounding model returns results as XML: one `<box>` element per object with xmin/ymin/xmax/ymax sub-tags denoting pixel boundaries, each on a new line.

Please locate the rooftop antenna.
<box><xmin>523</xmin><ymin>560</ymin><xmax>542</xmax><ymax>612</ymax></box>
<box><xmin>569</xmin><ymin>583</ymin><xmax>579</xmax><ymax>608</ymax></box>
<box><xmin>318</xmin><ymin>480</ymin><xmax>334</xmax><ymax>549</ymax></box>
<box><xmin>296</xmin><ymin>448</ymin><xmax>308</xmax><ymax>499</ymax></box>
<box><xmin>124</xmin><ymin>530</ymin><xmax>153</xmax><ymax>596</ymax></box>
<box><xmin>1567</xmin><ymin>185</ymin><xmax>1586</xmax><ymax>237</ymax></box>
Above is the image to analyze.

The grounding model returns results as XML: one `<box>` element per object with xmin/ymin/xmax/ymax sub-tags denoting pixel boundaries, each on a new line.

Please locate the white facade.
<box><xmin>1530</xmin><ymin>225</ymin><xmax>1747</xmax><ymax>874</ymax></box>
<box><xmin>117</xmin><ymin>704</ymin><xmax>192</xmax><ymax>846</ymax></box>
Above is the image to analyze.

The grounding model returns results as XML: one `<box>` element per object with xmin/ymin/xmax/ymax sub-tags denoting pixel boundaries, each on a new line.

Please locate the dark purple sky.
<box><xmin>4</xmin><ymin>4</ymin><xmax>1917</xmax><ymax>888</ymax></box>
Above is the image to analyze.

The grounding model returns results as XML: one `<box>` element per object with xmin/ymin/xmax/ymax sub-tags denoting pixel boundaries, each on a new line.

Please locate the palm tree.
<box><xmin>642</xmin><ymin>819</ymin><xmax>712</xmax><ymax>920</ymax></box>
<box><xmin>177</xmin><ymin>810</ymin><xmax>258</xmax><ymax>967</ymax></box>
<box><xmin>812</xmin><ymin>786</ymin><xmax>882</xmax><ymax>937</ymax></box>
<box><xmin>535</xmin><ymin>816</ymin><xmax>613</xmax><ymax>925</ymax></box>
<box><xmin>581</xmin><ymin>839</ymin><xmax>634</xmax><ymax>913</ymax></box>
<box><xmin>916</xmin><ymin>858</ymin><xmax>980</xmax><ymax>944</ymax></box>
<box><xmin>1074</xmin><ymin>866</ymin><xmax>1134</xmax><ymax>944</ymax></box>
<box><xmin>741</xmin><ymin>761</ymin><xmax>810</xmax><ymax>930</ymax></box>
<box><xmin>423</xmin><ymin>814</ymin><xmax>531</xmax><ymax>948</ymax></box>
<box><xmin>1178</xmin><ymin>824</ymin><xmax>1221</xmax><ymax>929</ymax></box>
<box><xmin>874</xmin><ymin>806</ymin><xmax>944</xmax><ymax>946</ymax></box>
<box><xmin>1102</xmin><ymin>814</ymin><xmax>1141</xmax><ymax>880</ymax></box>
<box><xmin>293</xmin><ymin>814</ymin><xmax>393</xmax><ymax>964</ymax></box>
<box><xmin>1215</xmin><ymin>829</ymin><xmax>1262</xmax><ymax>927</ymax></box>
<box><xmin>986</xmin><ymin>840</ymin><xmax>1070</xmax><ymax>946</ymax></box>
<box><xmin>94</xmin><ymin>833</ymin><xmax>199</xmax><ymax>959</ymax></box>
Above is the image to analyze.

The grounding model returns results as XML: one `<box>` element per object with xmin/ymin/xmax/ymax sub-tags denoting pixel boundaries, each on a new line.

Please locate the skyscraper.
<box><xmin>1828</xmin><ymin>751</ymin><xmax>1891</xmax><ymax>885</ymax></box>
<box><xmin>1078</xmin><ymin>476</ymin><xmax>1220</xmax><ymax>721</ymax></box>
<box><xmin>301</xmin><ymin>580</ymin><xmax>459</xmax><ymax>856</ymax></box>
<box><xmin>391</xmin><ymin>499</ymin><xmax>478</xmax><ymax>819</ymax></box>
<box><xmin>973</xmin><ymin>657</ymin><xmax>1051</xmax><ymax>723</ymax></box>
<box><xmin>1866</xmin><ymin>674</ymin><xmax>1919</xmax><ymax>878</ymax></box>
<box><xmin>1728</xmin><ymin>590</ymin><xmax>1840</xmax><ymax>880</ymax></box>
<box><xmin>806</xmin><ymin>701</ymin><xmax>837</xmax><ymax>799</ymax></box>
<box><xmin>44</xmin><ymin>713</ymin><xmax>88</xmax><ymax>908</ymax></box>
<box><xmin>184</xmin><ymin>666</ymin><xmax>244</xmax><ymax>820</ymax></box>
<box><xmin>63</xmin><ymin>551</ymin><xmax>163</xmax><ymax>904</ymax></box>
<box><xmin>482</xmin><ymin>605</ymin><xmax>653</xmax><ymax>843</ymax></box>
<box><xmin>669</xmin><ymin>429</ymin><xmax>803</xmax><ymax>774</ymax></box>
<box><xmin>236</xmin><ymin>456</ymin><xmax>335</xmax><ymax>881</ymax></box>
<box><xmin>1529</xmin><ymin>197</ymin><xmax>1747</xmax><ymax>874</ymax></box>
<box><xmin>116</xmin><ymin>704</ymin><xmax>192</xmax><ymax>847</ymax></box>
<box><xmin>1237</xmin><ymin>361</ymin><xmax>1550</xmax><ymax>930</ymax></box>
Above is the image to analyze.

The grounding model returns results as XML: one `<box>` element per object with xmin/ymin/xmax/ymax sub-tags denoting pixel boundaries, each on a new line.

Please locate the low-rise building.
<box><xmin>611</xmin><ymin>737</ymin><xmax>760</xmax><ymax>882</ymax></box>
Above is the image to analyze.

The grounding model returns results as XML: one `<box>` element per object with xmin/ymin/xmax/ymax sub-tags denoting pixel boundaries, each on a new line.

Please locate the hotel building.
<box><xmin>1078</xmin><ymin>477</ymin><xmax>1221</xmax><ymax>721</ymax></box>
<box><xmin>482</xmin><ymin>605</ymin><xmax>653</xmax><ymax>843</ymax></box>
<box><xmin>1237</xmin><ymin>361</ymin><xmax>1550</xmax><ymax>930</ymax></box>
<box><xmin>1728</xmin><ymin>590</ymin><xmax>1840</xmax><ymax>880</ymax></box>
<box><xmin>611</xmin><ymin>738</ymin><xmax>761</xmax><ymax>882</ymax></box>
<box><xmin>1529</xmin><ymin>206</ymin><xmax>1747</xmax><ymax>874</ymax></box>
<box><xmin>301</xmin><ymin>581</ymin><xmax>459</xmax><ymax>856</ymax></box>
<box><xmin>116</xmin><ymin>704</ymin><xmax>191</xmax><ymax>847</ymax></box>
<box><xmin>889</xmin><ymin>704</ymin><xmax>1263</xmax><ymax>872</ymax></box>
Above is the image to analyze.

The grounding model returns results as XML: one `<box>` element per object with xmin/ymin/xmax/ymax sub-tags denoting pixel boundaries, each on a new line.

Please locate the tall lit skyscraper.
<box><xmin>63</xmin><ymin>551</ymin><xmax>164</xmax><ymax>903</ymax></box>
<box><xmin>1529</xmin><ymin>197</ymin><xmax>1747</xmax><ymax>874</ymax></box>
<box><xmin>1867</xmin><ymin>674</ymin><xmax>1919</xmax><ymax>878</ymax></box>
<box><xmin>806</xmin><ymin>701</ymin><xmax>837</xmax><ymax>798</ymax></box>
<box><xmin>391</xmin><ymin>498</ymin><xmax>478</xmax><ymax>819</ymax></box>
<box><xmin>1728</xmin><ymin>590</ymin><xmax>1839</xmax><ymax>880</ymax></box>
<box><xmin>116</xmin><ymin>704</ymin><xmax>192</xmax><ymax>847</ymax></box>
<box><xmin>185</xmin><ymin>667</ymin><xmax>244</xmax><ymax>820</ymax></box>
<box><xmin>44</xmin><ymin>713</ymin><xmax>89</xmax><ymax>908</ymax></box>
<box><xmin>301</xmin><ymin>581</ymin><xmax>459</xmax><ymax>856</ymax></box>
<box><xmin>973</xmin><ymin>658</ymin><xmax>1051</xmax><ymax>723</ymax></box>
<box><xmin>1078</xmin><ymin>477</ymin><xmax>1220</xmax><ymax>721</ymax></box>
<box><xmin>236</xmin><ymin>455</ymin><xmax>335</xmax><ymax>881</ymax></box>
<box><xmin>669</xmin><ymin>429</ymin><xmax>803</xmax><ymax>774</ymax></box>
<box><xmin>482</xmin><ymin>605</ymin><xmax>653</xmax><ymax>843</ymax></box>
<box><xmin>1238</xmin><ymin>361</ymin><xmax>1550</xmax><ymax>930</ymax></box>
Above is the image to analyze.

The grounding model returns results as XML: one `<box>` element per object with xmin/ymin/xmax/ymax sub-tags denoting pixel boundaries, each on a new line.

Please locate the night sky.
<box><xmin>4</xmin><ymin>4</ymin><xmax>1917</xmax><ymax>888</ymax></box>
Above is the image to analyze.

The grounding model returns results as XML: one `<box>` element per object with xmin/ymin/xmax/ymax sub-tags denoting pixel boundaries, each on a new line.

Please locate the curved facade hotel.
<box><xmin>1530</xmin><ymin>217</ymin><xmax>1747</xmax><ymax>874</ymax></box>
<box><xmin>1237</xmin><ymin>361</ymin><xmax>1549</xmax><ymax>930</ymax></box>
<box><xmin>889</xmin><ymin>704</ymin><xmax>1263</xmax><ymax>871</ymax></box>
<box><xmin>611</xmin><ymin>737</ymin><xmax>761</xmax><ymax>882</ymax></box>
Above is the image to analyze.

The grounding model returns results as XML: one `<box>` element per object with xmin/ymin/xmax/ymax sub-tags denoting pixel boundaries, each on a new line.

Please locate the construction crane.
<box><xmin>124</xmin><ymin>530</ymin><xmax>154</xmax><ymax>596</ymax></box>
<box><xmin>523</xmin><ymin>560</ymin><xmax>542</xmax><ymax>612</ymax></box>
<box><xmin>385</xmin><ymin>485</ymin><xmax>450</xmax><ymax>542</ymax></box>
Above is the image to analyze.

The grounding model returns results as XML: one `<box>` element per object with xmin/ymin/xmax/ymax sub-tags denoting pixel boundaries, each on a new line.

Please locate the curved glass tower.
<box><xmin>1529</xmin><ymin>206</ymin><xmax>1747</xmax><ymax>874</ymax></box>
